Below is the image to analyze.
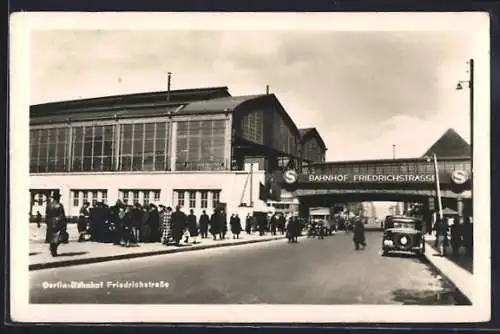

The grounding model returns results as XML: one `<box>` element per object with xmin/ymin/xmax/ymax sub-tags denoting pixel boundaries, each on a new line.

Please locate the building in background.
<box><xmin>29</xmin><ymin>86</ymin><xmax>327</xmax><ymax>218</ymax></box>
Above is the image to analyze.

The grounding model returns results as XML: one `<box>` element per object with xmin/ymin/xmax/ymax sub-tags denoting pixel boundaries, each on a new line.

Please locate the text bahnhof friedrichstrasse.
<box><xmin>306</xmin><ymin>174</ymin><xmax>436</xmax><ymax>183</ymax></box>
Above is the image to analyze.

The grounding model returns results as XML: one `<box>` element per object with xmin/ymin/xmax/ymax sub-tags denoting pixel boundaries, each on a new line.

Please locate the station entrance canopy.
<box><xmin>263</xmin><ymin>157</ymin><xmax>472</xmax><ymax>201</ymax></box>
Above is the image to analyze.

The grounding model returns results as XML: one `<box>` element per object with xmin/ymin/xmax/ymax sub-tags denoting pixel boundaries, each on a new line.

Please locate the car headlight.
<box><xmin>383</xmin><ymin>240</ymin><xmax>394</xmax><ymax>246</ymax></box>
<box><xmin>400</xmin><ymin>236</ymin><xmax>408</xmax><ymax>245</ymax></box>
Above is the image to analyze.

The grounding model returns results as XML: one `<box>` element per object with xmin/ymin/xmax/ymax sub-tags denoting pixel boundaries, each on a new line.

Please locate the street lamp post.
<box><xmin>392</xmin><ymin>144</ymin><xmax>396</xmax><ymax>160</ymax></box>
<box><xmin>456</xmin><ymin>58</ymin><xmax>474</xmax><ymax>221</ymax></box>
<box><xmin>456</xmin><ymin>58</ymin><xmax>474</xmax><ymax>171</ymax></box>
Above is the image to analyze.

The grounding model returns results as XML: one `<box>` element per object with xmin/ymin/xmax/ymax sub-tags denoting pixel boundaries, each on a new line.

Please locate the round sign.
<box><xmin>283</xmin><ymin>169</ymin><xmax>298</xmax><ymax>184</ymax></box>
<box><xmin>450</xmin><ymin>170</ymin><xmax>469</xmax><ymax>185</ymax></box>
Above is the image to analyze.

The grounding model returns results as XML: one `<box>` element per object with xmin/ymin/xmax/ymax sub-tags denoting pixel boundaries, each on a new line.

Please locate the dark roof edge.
<box><xmin>31</xmin><ymin>86</ymin><xmax>230</xmax><ymax>109</ymax></box>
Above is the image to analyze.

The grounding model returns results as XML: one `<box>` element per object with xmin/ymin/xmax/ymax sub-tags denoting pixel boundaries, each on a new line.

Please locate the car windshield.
<box><xmin>392</xmin><ymin>222</ymin><xmax>417</xmax><ymax>229</ymax></box>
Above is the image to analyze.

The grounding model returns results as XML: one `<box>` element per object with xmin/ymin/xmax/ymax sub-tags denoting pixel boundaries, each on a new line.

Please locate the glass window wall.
<box><xmin>175</xmin><ymin>120</ymin><xmax>226</xmax><ymax>171</ymax></box>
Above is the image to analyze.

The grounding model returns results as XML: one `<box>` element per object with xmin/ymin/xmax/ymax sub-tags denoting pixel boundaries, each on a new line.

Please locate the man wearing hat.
<box><xmin>45</xmin><ymin>191</ymin><xmax>68</xmax><ymax>257</ymax></box>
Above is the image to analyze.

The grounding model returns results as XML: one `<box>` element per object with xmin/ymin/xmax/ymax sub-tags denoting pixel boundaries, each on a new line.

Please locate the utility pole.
<box><xmin>167</xmin><ymin>72</ymin><xmax>172</xmax><ymax>101</ymax></box>
<box><xmin>392</xmin><ymin>144</ymin><xmax>396</xmax><ymax>160</ymax></box>
<box><xmin>433</xmin><ymin>153</ymin><xmax>444</xmax><ymax>221</ymax></box>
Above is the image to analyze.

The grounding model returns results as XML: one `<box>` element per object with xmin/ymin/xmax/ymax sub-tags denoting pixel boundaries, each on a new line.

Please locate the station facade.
<box><xmin>29</xmin><ymin>86</ymin><xmax>327</xmax><ymax>218</ymax></box>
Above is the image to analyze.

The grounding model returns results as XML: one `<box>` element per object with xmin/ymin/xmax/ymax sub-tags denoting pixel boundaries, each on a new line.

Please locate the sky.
<box><xmin>30</xmin><ymin>29</ymin><xmax>475</xmax><ymax>162</ymax></box>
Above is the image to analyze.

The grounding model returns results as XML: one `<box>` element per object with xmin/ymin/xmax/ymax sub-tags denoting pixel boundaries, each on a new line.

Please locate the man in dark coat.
<box><xmin>353</xmin><ymin>217</ymin><xmax>366</xmax><ymax>250</ymax></box>
<box><xmin>131</xmin><ymin>203</ymin><xmax>143</xmax><ymax>243</ymax></box>
<box><xmin>187</xmin><ymin>209</ymin><xmax>199</xmax><ymax>244</ymax></box>
<box><xmin>435</xmin><ymin>217</ymin><xmax>449</xmax><ymax>256</ymax></box>
<box><xmin>462</xmin><ymin>216</ymin><xmax>473</xmax><ymax>257</ymax></box>
<box><xmin>221</xmin><ymin>211</ymin><xmax>228</xmax><ymax>240</ymax></box>
<box><xmin>89</xmin><ymin>203</ymin><xmax>107</xmax><ymax>242</ymax></box>
<box><xmin>450</xmin><ymin>217</ymin><xmax>462</xmax><ymax>257</ymax></box>
<box><xmin>35</xmin><ymin>211</ymin><xmax>42</xmax><ymax>228</ymax></box>
<box><xmin>287</xmin><ymin>216</ymin><xmax>300</xmax><ymax>243</ymax></box>
<box><xmin>45</xmin><ymin>192</ymin><xmax>67</xmax><ymax>257</ymax></box>
<box><xmin>230</xmin><ymin>214</ymin><xmax>242</xmax><ymax>239</ymax></box>
<box><xmin>245</xmin><ymin>213</ymin><xmax>253</xmax><ymax>235</ymax></box>
<box><xmin>171</xmin><ymin>206</ymin><xmax>187</xmax><ymax>246</ymax></box>
<box><xmin>209</xmin><ymin>209</ymin><xmax>219</xmax><ymax>240</ymax></box>
<box><xmin>278</xmin><ymin>214</ymin><xmax>286</xmax><ymax>235</ymax></box>
<box><xmin>199</xmin><ymin>210</ymin><xmax>209</xmax><ymax>239</ymax></box>
<box><xmin>270</xmin><ymin>214</ymin><xmax>278</xmax><ymax>236</ymax></box>
<box><xmin>258</xmin><ymin>215</ymin><xmax>266</xmax><ymax>236</ymax></box>
<box><xmin>146</xmin><ymin>204</ymin><xmax>160</xmax><ymax>243</ymax></box>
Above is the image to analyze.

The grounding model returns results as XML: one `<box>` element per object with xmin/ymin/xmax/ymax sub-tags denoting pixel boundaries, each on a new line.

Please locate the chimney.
<box><xmin>167</xmin><ymin>72</ymin><xmax>172</xmax><ymax>101</ymax></box>
<box><xmin>266</xmin><ymin>85</ymin><xmax>270</xmax><ymax>95</ymax></box>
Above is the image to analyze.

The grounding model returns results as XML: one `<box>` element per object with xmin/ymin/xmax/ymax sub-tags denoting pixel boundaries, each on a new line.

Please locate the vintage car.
<box><xmin>381</xmin><ymin>215</ymin><xmax>425</xmax><ymax>257</ymax></box>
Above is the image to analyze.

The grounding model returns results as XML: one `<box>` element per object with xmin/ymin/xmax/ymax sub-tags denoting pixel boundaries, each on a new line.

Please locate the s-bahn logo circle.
<box><xmin>451</xmin><ymin>170</ymin><xmax>469</xmax><ymax>185</ymax></box>
<box><xmin>283</xmin><ymin>169</ymin><xmax>298</xmax><ymax>184</ymax></box>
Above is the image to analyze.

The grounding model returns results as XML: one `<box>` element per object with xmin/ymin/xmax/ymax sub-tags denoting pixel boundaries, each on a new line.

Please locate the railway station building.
<box><xmin>29</xmin><ymin>86</ymin><xmax>327</xmax><ymax>218</ymax></box>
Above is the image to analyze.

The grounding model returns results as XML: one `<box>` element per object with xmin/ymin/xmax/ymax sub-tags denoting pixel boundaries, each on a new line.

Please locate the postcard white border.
<box><xmin>10</xmin><ymin>12</ymin><xmax>491</xmax><ymax>323</ymax></box>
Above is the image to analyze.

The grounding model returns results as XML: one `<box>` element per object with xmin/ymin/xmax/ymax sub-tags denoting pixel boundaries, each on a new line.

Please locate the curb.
<box><xmin>29</xmin><ymin>236</ymin><xmax>287</xmax><ymax>271</ymax></box>
<box><xmin>421</xmin><ymin>240</ymin><xmax>472</xmax><ymax>305</ymax></box>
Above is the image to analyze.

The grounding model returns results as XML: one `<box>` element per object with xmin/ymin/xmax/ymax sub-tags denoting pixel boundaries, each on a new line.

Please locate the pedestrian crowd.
<box><xmin>39</xmin><ymin>192</ymin><xmax>309</xmax><ymax>257</ymax></box>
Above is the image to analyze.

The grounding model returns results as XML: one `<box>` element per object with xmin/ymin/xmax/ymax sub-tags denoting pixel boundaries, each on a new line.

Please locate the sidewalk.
<box><xmin>423</xmin><ymin>234</ymin><xmax>474</xmax><ymax>303</ymax></box>
<box><xmin>29</xmin><ymin>232</ymin><xmax>288</xmax><ymax>271</ymax></box>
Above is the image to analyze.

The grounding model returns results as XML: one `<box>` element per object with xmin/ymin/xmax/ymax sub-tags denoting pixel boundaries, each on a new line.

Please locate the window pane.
<box><xmin>143</xmin><ymin>154</ymin><xmax>154</xmax><ymax>171</ymax></box>
<box><xmin>103</xmin><ymin>156</ymin><xmax>113</xmax><ymax>171</ymax></box>
<box><xmin>92</xmin><ymin>155</ymin><xmax>102</xmax><ymax>171</ymax></box>
<box><xmin>134</xmin><ymin>123</ymin><xmax>144</xmax><ymax>141</ymax></box>
<box><xmin>72</xmin><ymin>127</ymin><xmax>83</xmax><ymax>171</ymax></box>
<box><xmin>156</xmin><ymin>122</ymin><xmax>166</xmax><ymax>140</ymax></box>
<box><xmin>122</xmin><ymin>140</ymin><xmax>132</xmax><ymax>154</ymax></box>
<box><xmin>145</xmin><ymin>123</ymin><xmax>155</xmax><ymax>138</ymax></box>
<box><xmin>38</xmin><ymin>129</ymin><xmax>48</xmax><ymax>172</ymax></box>
<box><xmin>121</xmin><ymin>156</ymin><xmax>132</xmax><ymax>171</ymax></box>
<box><xmin>132</xmin><ymin>156</ymin><xmax>142</xmax><ymax>171</ymax></box>
<box><xmin>154</xmin><ymin>154</ymin><xmax>165</xmax><ymax>171</ymax></box>
<box><xmin>144</xmin><ymin>139</ymin><xmax>155</xmax><ymax>153</ymax></box>
<box><xmin>83</xmin><ymin>156</ymin><xmax>92</xmax><ymax>171</ymax></box>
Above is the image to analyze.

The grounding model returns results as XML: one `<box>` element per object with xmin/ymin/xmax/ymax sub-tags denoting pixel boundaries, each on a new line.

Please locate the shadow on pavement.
<box><xmin>29</xmin><ymin>252</ymin><xmax>41</xmax><ymax>256</ymax></box>
<box><xmin>56</xmin><ymin>251</ymin><xmax>89</xmax><ymax>257</ymax></box>
<box><xmin>443</xmin><ymin>254</ymin><xmax>473</xmax><ymax>274</ymax></box>
<box><xmin>416</xmin><ymin>257</ymin><xmax>472</xmax><ymax>306</ymax></box>
<box><xmin>391</xmin><ymin>287</ymin><xmax>469</xmax><ymax>305</ymax></box>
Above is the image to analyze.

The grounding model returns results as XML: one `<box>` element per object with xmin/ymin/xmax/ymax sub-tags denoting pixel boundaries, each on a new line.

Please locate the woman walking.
<box><xmin>45</xmin><ymin>192</ymin><xmax>67</xmax><ymax>257</ymax></box>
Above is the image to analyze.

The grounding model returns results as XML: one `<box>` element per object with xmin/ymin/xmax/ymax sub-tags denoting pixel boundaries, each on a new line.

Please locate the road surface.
<box><xmin>30</xmin><ymin>231</ymin><xmax>465</xmax><ymax>304</ymax></box>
